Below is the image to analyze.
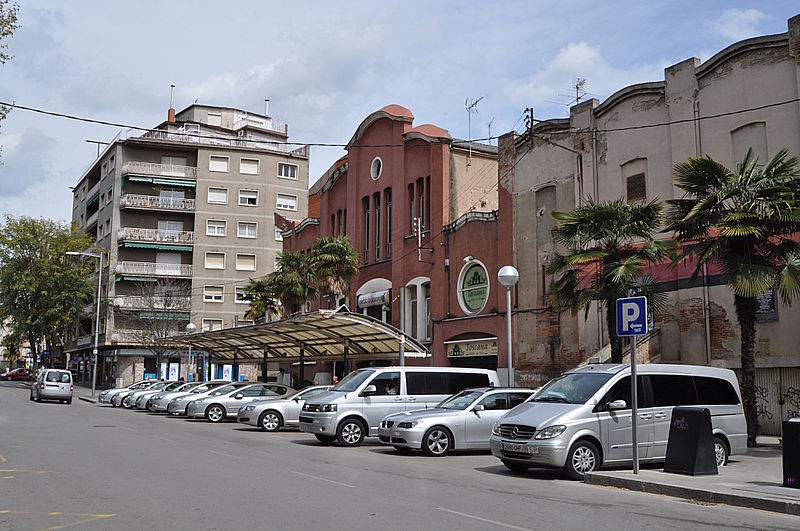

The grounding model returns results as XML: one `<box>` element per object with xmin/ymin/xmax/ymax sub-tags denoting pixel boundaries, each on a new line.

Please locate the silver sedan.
<box><xmin>135</xmin><ymin>381</ymin><xmax>193</xmax><ymax>409</ymax></box>
<box><xmin>186</xmin><ymin>383</ymin><xmax>292</xmax><ymax>422</ymax></box>
<box><xmin>98</xmin><ymin>380</ymin><xmax>152</xmax><ymax>405</ymax></box>
<box><xmin>124</xmin><ymin>381</ymin><xmax>182</xmax><ymax>408</ymax></box>
<box><xmin>111</xmin><ymin>380</ymin><xmax>163</xmax><ymax>407</ymax></box>
<box><xmin>166</xmin><ymin>381</ymin><xmax>243</xmax><ymax>415</ymax></box>
<box><xmin>379</xmin><ymin>387</ymin><xmax>536</xmax><ymax>456</ymax></box>
<box><xmin>148</xmin><ymin>380</ymin><xmax>230</xmax><ymax>412</ymax></box>
<box><xmin>237</xmin><ymin>385</ymin><xmax>331</xmax><ymax>431</ymax></box>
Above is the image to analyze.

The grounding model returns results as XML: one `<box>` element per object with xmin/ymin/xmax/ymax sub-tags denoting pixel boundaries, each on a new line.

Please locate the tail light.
<box><xmin>40</xmin><ymin>383</ymin><xmax>45</xmax><ymax>390</ymax></box>
<box><xmin>71</xmin><ymin>384</ymin><xmax>74</xmax><ymax>392</ymax></box>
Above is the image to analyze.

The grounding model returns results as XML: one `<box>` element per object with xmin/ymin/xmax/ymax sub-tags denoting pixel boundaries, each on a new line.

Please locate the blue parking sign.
<box><xmin>616</xmin><ymin>296</ymin><xmax>648</xmax><ymax>336</ymax></box>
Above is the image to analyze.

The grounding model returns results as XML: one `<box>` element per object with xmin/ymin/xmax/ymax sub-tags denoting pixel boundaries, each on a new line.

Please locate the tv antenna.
<box><xmin>487</xmin><ymin>117</ymin><xmax>495</xmax><ymax>146</ymax></box>
<box><xmin>465</xmin><ymin>96</ymin><xmax>483</xmax><ymax>167</ymax></box>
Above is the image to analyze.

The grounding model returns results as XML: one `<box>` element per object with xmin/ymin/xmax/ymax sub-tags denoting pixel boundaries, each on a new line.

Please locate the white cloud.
<box><xmin>712</xmin><ymin>9</ymin><xmax>769</xmax><ymax>41</ymax></box>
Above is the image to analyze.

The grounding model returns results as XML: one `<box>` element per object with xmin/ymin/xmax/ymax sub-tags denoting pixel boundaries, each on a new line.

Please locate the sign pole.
<box><xmin>631</xmin><ymin>333</ymin><xmax>639</xmax><ymax>475</ymax></box>
<box><xmin>616</xmin><ymin>294</ymin><xmax>647</xmax><ymax>476</ymax></box>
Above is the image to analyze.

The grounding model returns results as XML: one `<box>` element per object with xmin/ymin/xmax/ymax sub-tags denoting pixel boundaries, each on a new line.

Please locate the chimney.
<box><xmin>168</xmin><ymin>84</ymin><xmax>176</xmax><ymax>123</ymax></box>
<box><xmin>264</xmin><ymin>98</ymin><xmax>270</xmax><ymax>117</ymax></box>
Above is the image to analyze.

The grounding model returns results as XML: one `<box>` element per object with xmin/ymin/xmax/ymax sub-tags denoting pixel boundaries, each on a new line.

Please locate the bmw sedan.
<box><xmin>238</xmin><ymin>385</ymin><xmax>331</xmax><ymax>431</ymax></box>
<box><xmin>186</xmin><ymin>383</ymin><xmax>288</xmax><ymax>422</ymax></box>
<box><xmin>149</xmin><ymin>380</ymin><xmax>230</xmax><ymax>412</ymax></box>
<box><xmin>379</xmin><ymin>387</ymin><xmax>536</xmax><ymax>456</ymax></box>
<box><xmin>167</xmin><ymin>382</ymin><xmax>249</xmax><ymax>416</ymax></box>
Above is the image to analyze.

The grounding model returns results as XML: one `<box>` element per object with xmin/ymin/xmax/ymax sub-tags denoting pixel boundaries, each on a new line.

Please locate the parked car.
<box><xmin>139</xmin><ymin>382</ymin><xmax>201</xmax><ymax>410</ymax></box>
<box><xmin>186</xmin><ymin>382</ymin><xmax>292</xmax><ymax>422</ymax></box>
<box><xmin>112</xmin><ymin>380</ymin><xmax>163</xmax><ymax>407</ymax></box>
<box><xmin>167</xmin><ymin>381</ymin><xmax>247</xmax><ymax>416</ymax></box>
<box><xmin>488</xmin><ymin>363</ymin><xmax>748</xmax><ymax>479</ymax></box>
<box><xmin>1</xmin><ymin>367</ymin><xmax>33</xmax><ymax>381</ymax></box>
<box><xmin>299</xmin><ymin>367</ymin><xmax>500</xmax><ymax>447</ymax></box>
<box><xmin>127</xmin><ymin>381</ymin><xmax>185</xmax><ymax>409</ymax></box>
<box><xmin>30</xmin><ymin>369</ymin><xmax>73</xmax><ymax>404</ymax></box>
<box><xmin>238</xmin><ymin>385</ymin><xmax>331</xmax><ymax>431</ymax></box>
<box><xmin>148</xmin><ymin>380</ymin><xmax>230</xmax><ymax>412</ymax></box>
<box><xmin>379</xmin><ymin>387</ymin><xmax>537</xmax><ymax>456</ymax></box>
<box><xmin>98</xmin><ymin>380</ymin><xmax>156</xmax><ymax>405</ymax></box>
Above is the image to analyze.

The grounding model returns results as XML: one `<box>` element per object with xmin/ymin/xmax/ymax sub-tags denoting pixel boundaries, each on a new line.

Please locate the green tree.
<box><xmin>243</xmin><ymin>276</ymin><xmax>282</xmax><ymax>323</ymax></box>
<box><xmin>0</xmin><ymin>1</ymin><xmax>19</xmax><ymax>148</ymax></box>
<box><xmin>546</xmin><ymin>198</ymin><xmax>673</xmax><ymax>363</ymax></box>
<box><xmin>0</xmin><ymin>216</ymin><xmax>96</xmax><ymax>369</ymax></box>
<box><xmin>270</xmin><ymin>251</ymin><xmax>316</xmax><ymax>315</ymax></box>
<box><xmin>309</xmin><ymin>236</ymin><xmax>360</xmax><ymax>308</ymax></box>
<box><xmin>666</xmin><ymin>149</ymin><xmax>800</xmax><ymax>446</ymax></box>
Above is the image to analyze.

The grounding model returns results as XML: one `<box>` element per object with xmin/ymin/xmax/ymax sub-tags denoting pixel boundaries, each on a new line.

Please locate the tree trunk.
<box><xmin>734</xmin><ymin>294</ymin><xmax>759</xmax><ymax>447</ymax></box>
<box><xmin>606</xmin><ymin>302</ymin><xmax>623</xmax><ymax>363</ymax></box>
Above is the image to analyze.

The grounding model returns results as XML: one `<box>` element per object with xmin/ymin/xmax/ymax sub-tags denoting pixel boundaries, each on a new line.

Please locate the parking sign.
<box><xmin>616</xmin><ymin>296</ymin><xmax>648</xmax><ymax>336</ymax></box>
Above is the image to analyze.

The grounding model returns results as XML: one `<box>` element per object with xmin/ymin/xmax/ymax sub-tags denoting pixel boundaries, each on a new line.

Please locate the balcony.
<box><xmin>120</xmin><ymin>194</ymin><xmax>195</xmax><ymax>212</ymax></box>
<box><xmin>121</xmin><ymin>161</ymin><xmax>197</xmax><ymax>179</ymax></box>
<box><xmin>117</xmin><ymin>227</ymin><xmax>194</xmax><ymax>245</ymax></box>
<box><xmin>115</xmin><ymin>261</ymin><xmax>193</xmax><ymax>277</ymax></box>
<box><xmin>114</xmin><ymin>295</ymin><xmax>191</xmax><ymax>310</ymax></box>
<box><xmin>85</xmin><ymin>210</ymin><xmax>99</xmax><ymax>228</ymax></box>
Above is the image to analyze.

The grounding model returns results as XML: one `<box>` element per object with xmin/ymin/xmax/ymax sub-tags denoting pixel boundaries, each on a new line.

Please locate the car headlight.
<box><xmin>397</xmin><ymin>421</ymin><xmax>418</xmax><ymax>429</ymax></box>
<box><xmin>243</xmin><ymin>405</ymin><xmax>255</xmax><ymax>411</ymax></box>
<box><xmin>534</xmin><ymin>425</ymin><xmax>567</xmax><ymax>440</ymax></box>
<box><xmin>491</xmin><ymin>422</ymin><xmax>500</xmax><ymax>436</ymax></box>
<box><xmin>321</xmin><ymin>404</ymin><xmax>337</xmax><ymax>412</ymax></box>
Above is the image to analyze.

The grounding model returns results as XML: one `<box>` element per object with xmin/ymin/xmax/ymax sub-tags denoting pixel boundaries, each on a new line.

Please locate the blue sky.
<box><xmin>0</xmin><ymin>1</ymin><xmax>797</xmax><ymax>221</ymax></box>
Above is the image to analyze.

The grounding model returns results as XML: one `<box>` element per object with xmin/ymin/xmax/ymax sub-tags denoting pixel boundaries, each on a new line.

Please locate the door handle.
<box><xmin>394</xmin><ymin>397</ymin><xmax>403</xmax><ymax>402</ymax></box>
<box><xmin>407</xmin><ymin>397</ymin><xmax>416</xmax><ymax>401</ymax></box>
<box><xmin>639</xmin><ymin>414</ymin><xmax>652</xmax><ymax>420</ymax></box>
<box><xmin>654</xmin><ymin>413</ymin><xmax>667</xmax><ymax>419</ymax></box>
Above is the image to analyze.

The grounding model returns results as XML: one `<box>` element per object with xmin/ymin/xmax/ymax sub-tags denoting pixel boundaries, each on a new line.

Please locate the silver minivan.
<box><xmin>30</xmin><ymin>369</ymin><xmax>73</xmax><ymax>404</ymax></box>
<box><xmin>489</xmin><ymin>363</ymin><xmax>747</xmax><ymax>479</ymax></box>
<box><xmin>298</xmin><ymin>367</ymin><xmax>500</xmax><ymax>447</ymax></box>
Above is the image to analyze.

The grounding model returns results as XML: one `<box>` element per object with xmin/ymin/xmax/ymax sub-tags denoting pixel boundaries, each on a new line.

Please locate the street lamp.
<box><xmin>498</xmin><ymin>265</ymin><xmax>519</xmax><ymax>387</ymax></box>
<box><xmin>66</xmin><ymin>250</ymin><xmax>103</xmax><ymax>398</ymax></box>
<box><xmin>186</xmin><ymin>322</ymin><xmax>197</xmax><ymax>381</ymax></box>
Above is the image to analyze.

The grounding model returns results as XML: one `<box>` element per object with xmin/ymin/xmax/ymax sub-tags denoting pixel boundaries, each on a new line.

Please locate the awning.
<box><xmin>182</xmin><ymin>308</ymin><xmax>429</xmax><ymax>362</ymax></box>
<box><xmin>127</xmin><ymin>175</ymin><xmax>196</xmax><ymax>187</ymax></box>
<box><xmin>119</xmin><ymin>242</ymin><xmax>193</xmax><ymax>251</ymax></box>
<box><xmin>86</xmin><ymin>193</ymin><xmax>100</xmax><ymax>206</ymax></box>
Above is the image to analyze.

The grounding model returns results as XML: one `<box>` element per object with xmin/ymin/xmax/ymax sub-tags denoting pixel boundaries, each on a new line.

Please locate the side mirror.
<box><xmin>233</xmin><ymin>393</ymin><xmax>244</xmax><ymax>400</ymax></box>
<box><xmin>607</xmin><ymin>399</ymin><xmax>627</xmax><ymax>410</ymax></box>
<box><xmin>473</xmin><ymin>404</ymin><xmax>485</xmax><ymax>413</ymax></box>
<box><xmin>361</xmin><ymin>384</ymin><xmax>377</xmax><ymax>396</ymax></box>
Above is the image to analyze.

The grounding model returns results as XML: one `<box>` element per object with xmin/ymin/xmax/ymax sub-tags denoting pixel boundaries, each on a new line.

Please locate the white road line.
<box><xmin>290</xmin><ymin>470</ymin><xmax>356</xmax><ymax>488</ymax></box>
<box><xmin>437</xmin><ymin>507</ymin><xmax>535</xmax><ymax>531</ymax></box>
<box><xmin>117</xmin><ymin>426</ymin><xmax>135</xmax><ymax>432</ymax></box>
<box><xmin>153</xmin><ymin>435</ymin><xmax>177</xmax><ymax>443</ymax></box>
<box><xmin>207</xmin><ymin>449</ymin><xmax>242</xmax><ymax>460</ymax></box>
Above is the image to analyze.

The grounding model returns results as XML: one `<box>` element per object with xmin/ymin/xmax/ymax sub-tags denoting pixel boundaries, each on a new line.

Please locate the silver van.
<box><xmin>489</xmin><ymin>364</ymin><xmax>747</xmax><ymax>479</ymax></box>
<box><xmin>30</xmin><ymin>369</ymin><xmax>74</xmax><ymax>404</ymax></box>
<box><xmin>298</xmin><ymin>367</ymin><xmax>500</xmax><ymax>446</ymax></box>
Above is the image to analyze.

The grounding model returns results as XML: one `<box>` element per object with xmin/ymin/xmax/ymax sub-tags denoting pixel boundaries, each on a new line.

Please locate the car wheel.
<box><xmin>36</xmin><ymin>393</ymin><xmax>41</xmax><ymax>403</ymax></box>
<box><xmin>29</xmin><ymin>391</ymin><xmax>34</xmax><ymax>401</ymax></box>
<box><xmin>714</xmin><ymin>436</ymin><xmax>729</xmax><ymax>467</ymax></box>
<box><xmin>66</xmin><ymin>399</ymin><xmax>72</xmax><ymax>405</ymax></box>
<box><xmin>393</xmin><ymin>446</ymin><xmax>413</xmax><ymax>454</ymax></box>
<box><xmin>315</xmin><ymin>434</ymin><xmax>336</xmax><ymax>445</ymax></box>
<box><xmin>206</xmin><ymin>404</ymin><xmax>226</xmax><ymax>423</ymax></box>
<box><xmin>502</xmin><ymin>460</ymin><xmax>530</xmax><ymax>472</ymax></box>
<box><xmin>259</xmin><ymin>410</ymin><xmax>283</xmax><ymax>432</ymax></box>
<box><xmin>564</xmin><ymin>440</ymin><xmax>600</xmax><ymax>480</ymax></box>
<box><xmin>422</xmin><ymin>426</ymin><xmax>453</xmax><ymax>457</ymax></box>
<box><xmin>336</xmin><ymin>418</ymin><xmax>366</xmax><ymax>447</ymax></box>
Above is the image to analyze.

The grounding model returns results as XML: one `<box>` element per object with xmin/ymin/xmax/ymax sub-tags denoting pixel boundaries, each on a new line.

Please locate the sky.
<box><xmin>0</xmin><ymin>1</ymin><xmax>798</xmax><ymax>222</ymax></box>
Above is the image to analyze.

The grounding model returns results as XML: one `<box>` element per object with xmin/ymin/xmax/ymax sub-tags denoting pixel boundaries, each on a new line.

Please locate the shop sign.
<box><xmin>358</xmin><ymin>289</ymin><xmax>390</xmax><ymax>308</ymax></box>
<box><xmin>460</xmin><ymin>263</ymin><xmax>489</xmax><ymax>313</ymax></box>
<box><xmin>446</xmin><ymin>338</ymin><xmax>498</xmax><ymax>358</ymax></box>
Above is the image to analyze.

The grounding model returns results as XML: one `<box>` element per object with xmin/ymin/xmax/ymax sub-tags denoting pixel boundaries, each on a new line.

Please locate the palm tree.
<box><xmin>243</xmin><ymin>277</ymin><xmax>282</xmax><ymax>323</ymax></box>
<box><xmin>309</xmin><ymin>236</ymin><xmax>360</xmax><ymax>308</ymax></box>
<box><xmin>271</xmin><ymin>251</ymin><xmax>317</xmax><ymax>315</ymax></box>
<box><xmin>546</xmin><ymin>198</ymin><xmax>673</xmax><ymax>363</ymax></box>
<box><xmin>667</xmin><ymin>149</ymin><xmax>800</xmax><ymax>447</ymax></box>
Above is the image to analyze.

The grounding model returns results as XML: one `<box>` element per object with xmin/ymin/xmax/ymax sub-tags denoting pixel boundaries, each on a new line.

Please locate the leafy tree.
<box><xmin>546</xmin><ymin>198</ymin><xmax>673</xmax><ymax>363</ymax></box>
<box><xmin>0</xmin><ymin>216</ymin><xmax>96</xmax><ymax>369</ymax></box>
<box><xmin>243</xmin><ymin>277</ymin><xmax>282</xmax><ymax>323</ymax></box>
<box><xmin>309</xmin><ymin>236</ymin><xmax>360</xmax><ymax>307</ymax></box>
<box><xmin>1</xmin><ymin>324</ymin><xmax>21</xmax><ymax>363</ymax></box>
<box><xmin>269</xmin><ymin>251</ymin><xmax>316</xmax><ymax>315</ymax></box>
<box><xmin>0</xmin><ymin>1</ymin><xmax>19</xmax><ymax>156</ymax></box>
<box><xmin>667</xmin><ymin>149</ymin><xmax>800</xmax><ymax>446</ymax></box>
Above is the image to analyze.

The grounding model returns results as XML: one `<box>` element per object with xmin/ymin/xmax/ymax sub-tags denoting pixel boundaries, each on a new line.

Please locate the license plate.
<box><xmin>501</xmin><ymin>442</ymin><xmax>538</xmax><ymax>454</ymax></box>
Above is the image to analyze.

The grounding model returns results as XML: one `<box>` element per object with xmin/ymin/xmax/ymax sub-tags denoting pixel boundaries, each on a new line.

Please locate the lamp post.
<box><xmin>498</xmin><ymin>265</ymin><xmax>519</xmax><ymax>387</ymax></box>
<box><xmin>66</xmin><ymin>250</ymin><xmax>103</xmax><ymax>398</ymax></box>
<box><xmin>186</xmin><ymin>322</ymin><xmax>197</xmax><ymax>381</ymax></box>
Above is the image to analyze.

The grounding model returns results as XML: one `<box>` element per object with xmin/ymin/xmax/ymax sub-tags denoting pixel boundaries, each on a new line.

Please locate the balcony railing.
<box><xmin>120</xmin><ymin>194</ymin><xmax>195</xmax><ymax>212</ymax></box>
<box><xmin>115</xmin><ymin>261</ymin><xmax>193</xmax><ymax>277</ymax></box>
<box><xmin>121</xmin><ymin>161</ymin><xmax>197</xmax><ymax>179</ymax></box>
<box><xmin>85</xmin><ymin>210</ymin><xmax>99</xmax><ymax>228</ymax></box>
<box><xmin>117</xmin><ymin>227</ymin><xmax>194</xmax><ymax>244</ymax></box>
<box><xmin>114</xmin><ymin>295</ymin><xmax>191</xmax><ymax>310</ymax></box>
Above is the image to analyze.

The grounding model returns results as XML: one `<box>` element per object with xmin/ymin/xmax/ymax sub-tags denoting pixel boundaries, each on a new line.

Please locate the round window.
<box><xmin>370</xmin><ymin>157</ymin><xmax>383</xmax><ymax>180</ymax></box>
<box><xmin>458</xmin><ymin>260</ymin><xmax>490</xmax><ymax>315</ymax></box>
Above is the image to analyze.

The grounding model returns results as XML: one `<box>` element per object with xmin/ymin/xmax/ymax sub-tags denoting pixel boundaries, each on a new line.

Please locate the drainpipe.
<box><xmin>693</xmin><ymin>98</ymin><xmax>712</xmax><ymax>364</ymax></box>
<box><xmin>592</xmin><ymin>129</ymin><xmax>602</xmax><ymax>350</ymax></box>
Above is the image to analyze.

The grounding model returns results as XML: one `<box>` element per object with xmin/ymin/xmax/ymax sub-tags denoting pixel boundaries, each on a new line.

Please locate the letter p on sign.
<box><xmin>616</xmin><ymin>296</ymin><xmax>648</xmax><ymax>337</ymax></box>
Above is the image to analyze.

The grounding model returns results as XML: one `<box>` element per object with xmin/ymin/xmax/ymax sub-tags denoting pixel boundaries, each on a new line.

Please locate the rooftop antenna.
<box><xmin>553</xmin><ymin>76</ymin><xmax>588</xmax><ymax>108</ymax></box>
<box><xmin>465</xmin><ymin>96</ymin><xmax>483</xmax><ymax>168</ymax></box>
<box><xmin>487</xmin><ymin>117</ymin><xmax>495</xmax><ymax>146</ymax></box>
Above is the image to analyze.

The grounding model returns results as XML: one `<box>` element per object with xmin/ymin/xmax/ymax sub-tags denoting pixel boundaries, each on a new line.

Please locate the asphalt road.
<box><xmin>1</xmin><ymin>381</ymin><xmax>798</xmax><ymax>531</ymax></box>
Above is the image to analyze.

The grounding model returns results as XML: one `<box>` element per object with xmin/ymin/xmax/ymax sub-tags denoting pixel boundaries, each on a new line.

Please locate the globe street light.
<box><xmin>498</xmin><ymin>265</ymin><xmax>519</xmax><ymax>387</ymax></box>
<box><xmin>186</xmin><ymin>322</ymin><xmax>197</xmax><ymax>381</ymax></box>
<box><xmin>66</xmin><ymin>250</ymin><xmax>103</xmax><ymax>398</ymax></box>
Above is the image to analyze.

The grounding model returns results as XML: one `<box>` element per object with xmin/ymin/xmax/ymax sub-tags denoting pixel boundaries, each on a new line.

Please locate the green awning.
<box><xmin>86</xmin><ymin>193</ymin><xmax>100</xmax><ymax>206</ymax></box>
<box><xmin>120</xmin><ymin>242</ymin><xmax>193</xmax><ymax>251</ymax></box>
<box><xmin>117</xmin><ymin>275</ymin><xmax>158</xmax><ymax>282</ymax></box>
<box><xmin>127</xmin><ymin>175</ymin><xmax>196</xmax><ymax>187</ymax></box>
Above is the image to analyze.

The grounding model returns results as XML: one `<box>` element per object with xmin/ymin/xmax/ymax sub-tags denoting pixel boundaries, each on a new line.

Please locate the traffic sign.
<box><xmin>616</xmin><ymin>296</ymin><xmax>648</xmax><ymax>337</ymax></box>
<box><xmin>42</xmin><ymin>349</ymin><xmax>51</xmax><ymax>358</ymax></box>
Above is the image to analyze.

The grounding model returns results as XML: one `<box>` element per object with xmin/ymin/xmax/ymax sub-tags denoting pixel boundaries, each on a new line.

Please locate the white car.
<box><xmin>237</xmin><ymin>386</ymin><xmax>332</xmax><ymax>431</ymax></box>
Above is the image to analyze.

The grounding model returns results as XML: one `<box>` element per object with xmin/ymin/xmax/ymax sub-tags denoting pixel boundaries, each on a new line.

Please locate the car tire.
<box><xmin>29</xmin><ymin>391</ymin><xmax>34</xmax><ymax>401</ymax></box>
<box><xmin>206</xmin><ymin>404</ymin><xmax>226</xmax><ymax>423</ymax></box>
<box><xmin>259</xmin><ymin>410</ymin><xmax>283</xmax><ymax>432</ymax></box>
<box><xmin>714</xmin><ymin>436</ymin><xmax>729</xmax><ymax>467</ymax></box>
<box><xmin>36</xmin><ymin>393</ymin><xmax>41</xmax><ymax>403</ymax></box>
<box><xmin>422</xmin><ymin>426</ymin><xmax>453</xmax><ymax>457</ymax></box>
<box><xmin>336</xmin><ymin>418</ymin><xmax>366</xmax><ymax>447</ymax></box>
<box><xmin>564</xmin><ymin>440</ymin><xmax>600</xmax><ymax>480</ymax></box>
<box><xmin>502</xmin><ymin>460</ymin><xmax>531</xmax><ymax>472</ymax></box>
<box><xmin>315</xmin><ymin>434</ymin><xmax>336</xmax><ymax>445</ymax></box>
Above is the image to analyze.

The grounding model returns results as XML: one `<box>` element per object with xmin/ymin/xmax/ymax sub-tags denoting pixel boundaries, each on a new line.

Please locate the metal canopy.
<box><xmin>183</xmin><ymin>309</ymin><xmax>429</xmax><ymax>362</ymax></box>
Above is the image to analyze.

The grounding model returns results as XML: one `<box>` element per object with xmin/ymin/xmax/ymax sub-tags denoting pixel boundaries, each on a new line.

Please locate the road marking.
<box><xmin>207</xmin><ymin>449</ymin><xmax>242</xmax><ymax>460</ymax></box>
<box><xmin>437</xmin><ymin>507</ymin><xmax>535</xmax><ymax>531</ymax></box>
<box><xmin>290</xmin><ymin>470</ymin><xmax>356</xmax><ymax>488</ymax></box>
<box><xmin>117</xmin><ymin>426</ymin><xmax>135</xmax><ymax>432</ymax></box>
<box><xmin>153</xmin><ymin>435</ymin><xmax>177</xmax><ymax>443</ymax></box>
<box><xmin>0</xmin><ymin>454</ymin><xmax>6</xmax><ymax>462</ymax></box>
<box><xmin>2</xmin><ymin>475</ymin><xmax>14</xmax><ymax>479</ymax></box>
<box><xmin>0</xmin><ymin>510</ymin><xmax>116</xmax><ymax>531</ymax></box>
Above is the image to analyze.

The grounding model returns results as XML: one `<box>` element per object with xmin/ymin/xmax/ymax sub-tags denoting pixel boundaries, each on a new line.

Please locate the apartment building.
<box><xmin>68</xmin><ymin>102</ymin><xmax>309</xmax><ymax>386</ymax></box>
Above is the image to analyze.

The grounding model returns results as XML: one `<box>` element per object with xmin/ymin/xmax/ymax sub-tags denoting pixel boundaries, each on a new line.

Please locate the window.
<box><xmin>240</xmin><ymin>384</ymin><xmax>264</xmax><ymax>397</ymax></box>
<box><xmin>235</xmin><ymin>287</ymin><xmax>248</xmax><ymax>304</ymax></box>
<box><xmin>408</xmin><ymin>183</ymin><xmax>415</xmax><ymax>233</ymax></box>
<box><xmin>626</xmin><ymin>174</ymin><xmax>646</xmax><ymax>203</ymax></box>
<box><xmin>209</xmin><ymin>156</ymin><xmax>229</xmax><ymax>173</ymax></box>
<box><xmin>424</xmin><ymin>282</ymin><xmax>431</xmax><ymax>341</ymax></box>
<box><xmin>238</xmin><ymin>221</ymin><xmax>257</xmax><ymax>238</ymax></box>
<box><xmin>276</xmin><ymin>193</ymin><xmax>297</xmax><ymax>211</ymax></box>
<box><xmin>107</xmin><ymin>190</ymin><xmax>113</xmax><ymax>205</ymax></box>
<box><xmin>161</xmin><ymin>155</ymin><xmax>187</xmax><ymax>176</ymax></box>
<box><xmin>407</xmin><ymin>372</ymin><xmax>448</xmax><ymax>395</ymax></box>
<box><xmin>446</xmin><ymin>373</ymin><xmax>491</xmax><ymax>394</ymax></box>
<box><xmin>108</xmin><ymin>154</ymin><xmax>115</xmax><ymax>170</ymax></box>
<box><xmin>385</xmin><ymin>188</ymin><xmax>392</xmax><ymax>258</ymax></box>
<box><xmin>362</xmin><ymin>196</ymin><xmax>370</xmax><ymax>263</ymax></box>
<box><xmin>409</xmin><ymin>288</ymin><xmax>417</xmax><ymax>339</ymax></box>
<box><xmin>208</xmin><ymin>187</ymin><xmax>228</xmax><ymax>204</ymax></box>
<box><xmin>104</xmin><ymin>219</ymin><xmax>111</xmax><ymax>237</ymax></box>
<box><xmin>374</xmin><ymin>192</ymin><xmax>381</xmax><ymax>260</ymax></box>
<box><xmin>368</xmin><ymin>371</ymin><xmax>400</xmax><ymax>396</ymax></box>
<box><xmin>598</xmin><ymin>376</ymin><xmax>646</xmax><ymax>410</ymax></box>
<box><xmin>239</xmin><ymin>189</ymin><xmax>258</xmax><ymax>206</ymax></box>
<box><xmin>370</xmin><ymin>157</ymin><xmax>382</xmax><ymax>180</ymax></box>
<box><xmin>274</xmin><ymin>227</ymin><xmax>283</xmax><ymax>241</ymax></box>
<box><xmin>202</xmin><ymin>318</ymin><xmax>223</xmax><ymax>332</ymax></box>
<box><xmin>694</xmin><ymin>376</ymin><xmax>740</xmax><ymax>405</ymax></box>
<box><xmin>337</xmin><ymin>209</ymin><xmax>343</xmax><ymax>237</ymax></box>
<box><xmin>509</xmin><ymin>392</ymin><xmax>533</xmax><ymax>408</ymax></box>
<box><xmin>240</xmin><ymin>158</ymin><xmax>259</xmax><ymax>175</ymax></box>
<box><xmin>417</xmin><ymin>177</ymin><xmax>425</xmax><ymax>230</ymax></box>
<box><xmin>649</xmin><ymin>375</ymin><xmax>697</xmax><ymax>407</ymax></box>
<box><xmin>206</xmin><ymin>219</ymin><xmax>226</xmax><ymax>236</ymax></box>
<box><xmin>278</xmin><ymin>163</ymin><xmax>298</xmax><ymax>180</ymax></box>
<box><xmin>478</xmin><ymin>393</ymin><xmax>509</xmax><ymax>411</ymax></box>
<box><xmin>205</xmin><ymin>252</ymin><xmax>225</xmax><ymax>270</ymax></box>
<box><xmin>236</xmin><ymin>254</ymin><xmax>256</xmax><ymax>271</ymax></box>
<box><xmin>203</xmin><ymin>286</ymin><xmax>224</xmax><ymax>303</ymax></box>
<box><xmin>207</xmin><ymin>112</ymin><xmax>222</xmax><ymax>127</ymax></box>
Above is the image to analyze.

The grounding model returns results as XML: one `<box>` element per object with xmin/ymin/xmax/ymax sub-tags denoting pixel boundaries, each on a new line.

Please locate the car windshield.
<box><xmin>209</xmin><ymin>384</ymin><xmax>237</xmax><ymax>396</ymax></box>
<box><xmin>150</xmin><ymin>382</ymin><xmax>169</xmax><ymax>390</ymax></box>
<box><xmin>295</xmin><ymin>387</ymin><xmax>330</xmax><ymax>400</ymax></box>
<box><xmin>45</xmin><ymin>371</ymin><xmax>70</xmax><ymax>383</ymax></box>
<box><xmin>191</xmin><ymin>385</ymin><xmax>213</xmax><ymax>393</ymax></box>
<box><xmin>437</xmin><ymin>390</ymin><xmax>484</xmax><ymax>410</ymax></box>
<box><xmin>333</xmin><ymin>369</ymin><xmax>375</xmax><ymax>392</ymax></box>
<box><xmin>532</xmin><ymin>372</ymin><xmax>614</xmax><ymax>404</ymax></box>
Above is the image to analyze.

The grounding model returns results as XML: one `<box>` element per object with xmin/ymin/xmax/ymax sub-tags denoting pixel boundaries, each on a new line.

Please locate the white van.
<box><xmin>489</xmin><ymin>363</ymin><xmax>747</xmax><ymax>479</ymax></box>
<box><xmin>298</xmin><ymin>367</ymin><xmax>500</xmax><ymax>446</ymax></box>
<box><xmin>30</xmin><ymin>369</ymin><xmax>74</xmax><ymax>404</ymax></box>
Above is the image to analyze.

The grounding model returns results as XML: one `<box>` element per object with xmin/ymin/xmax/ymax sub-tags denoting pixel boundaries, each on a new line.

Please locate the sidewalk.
<box><xmin>73</xmin><ymin>381</ymin><xmax>101</xmax><ymax>403</ymax></box>
<box><xmin>585</xmin><ymin>439</ymin><xmax>800</xmax><ymax>516</ymax></box>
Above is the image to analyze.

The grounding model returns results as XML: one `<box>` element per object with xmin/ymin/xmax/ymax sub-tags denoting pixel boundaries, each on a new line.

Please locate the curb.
<box><xmin>584</xmin><ymin>472</ymin><xmax>800</xmax><ymax>516</ymax></box>
<box><xmin>77</xmin><ymin>396</ymin><xmax>98</xmax><ymax>404</ymax></box>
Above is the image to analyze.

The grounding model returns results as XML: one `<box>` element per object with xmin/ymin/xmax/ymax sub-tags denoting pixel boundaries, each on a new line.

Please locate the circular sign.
<box><xmin>458</xmin><ymin>261</ymin><xmax>489</xmax><ymax>314</ymax></box>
